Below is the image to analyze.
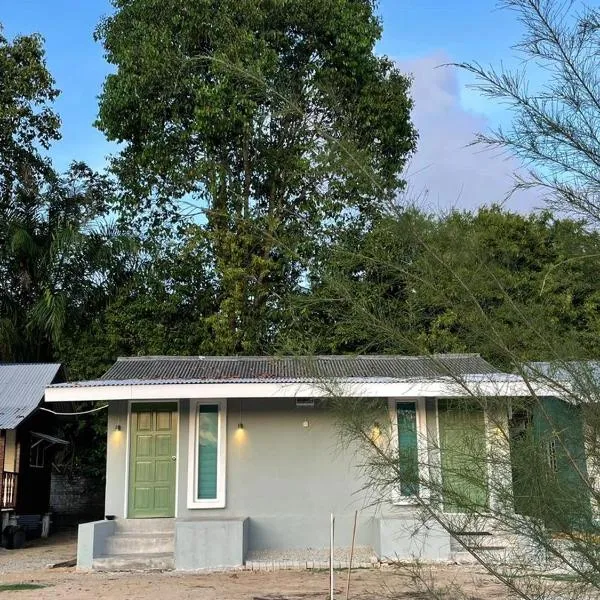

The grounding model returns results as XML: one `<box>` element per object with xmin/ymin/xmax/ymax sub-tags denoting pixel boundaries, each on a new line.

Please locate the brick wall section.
<box><xmin>49</xmin><ymin>474</ymin><xmax>104</xmax><ymax>519</ymax></box>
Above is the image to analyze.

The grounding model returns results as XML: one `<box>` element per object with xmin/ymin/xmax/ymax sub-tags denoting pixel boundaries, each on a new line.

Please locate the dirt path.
<box><xmin>0</xmin><ymin>565</ymin><xmax>508</xmax><ymax>599</ymax></box>
<box><xmin>0</xmin><ymin>533</ymin><xmax>513</xmax><ymax>599</ymax></box>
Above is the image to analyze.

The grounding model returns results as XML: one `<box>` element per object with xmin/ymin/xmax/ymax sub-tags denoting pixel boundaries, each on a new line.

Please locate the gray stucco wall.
<box><xmin>180</xmin><ymin>397</ymin><xmax>384</xmax><ymax>550</ymax></box>
<box><xmin>77</xmin><ymin>519</ymin><xmax>116</xmax><ymax>569</ymax></box>
<box><xmin>175</xmin><ymin>518</ymin><xmax>249</xmax><ymax>570</ymax></box>
<box><xmin>105</xmin><ymin>402</ymin><xmax>128</xmax><ymax>518</ymax></box>
<box><xmin>105</xmin><ymin>397</ymin><xmax>435</xmax><ymax>556</ymax></box>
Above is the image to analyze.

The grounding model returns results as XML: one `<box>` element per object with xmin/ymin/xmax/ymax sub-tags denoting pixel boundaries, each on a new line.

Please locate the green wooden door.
<box><xmin>438</xmin><ymin>399</ymin><xmax>489</xmax><ymax>513</ymax></box>
<box><xmin>510</xmin><ymin>397</ymin><xmax>591</xmax><ymax>530</ymax></box>
<box><xmin>128</xmin><ymin>403</ymin><xmax>177</xmax><ymax>518</ymax></box>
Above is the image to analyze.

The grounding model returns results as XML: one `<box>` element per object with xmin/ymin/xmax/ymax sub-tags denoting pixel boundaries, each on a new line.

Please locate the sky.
<box><xmin>1</xmin><ymin>0</ymin><xmax>545</xmax><ymax>212</ymax></box>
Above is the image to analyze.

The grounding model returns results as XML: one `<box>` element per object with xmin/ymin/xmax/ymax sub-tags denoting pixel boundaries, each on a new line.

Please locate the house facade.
<box><xmin>0</xmin><ymin>363</ymin><xmax>67</xmax><ymax>535</ymax></box>
<box><xmin>45</xmin><ymin>354</ymin><xmax>583</xmax><ymax>571</ymax></box>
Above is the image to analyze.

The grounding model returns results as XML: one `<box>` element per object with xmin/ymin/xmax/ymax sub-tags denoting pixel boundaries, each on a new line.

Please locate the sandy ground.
<box><xmin>0</xmin><ymin>532</ymin><xmax>510</xmax><ymax>599</ymax></box>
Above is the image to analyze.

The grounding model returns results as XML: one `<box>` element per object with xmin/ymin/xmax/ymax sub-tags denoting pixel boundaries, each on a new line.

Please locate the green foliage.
<box><xmin>95</xmin><ymin>0</ymin><xmax>417</xmax><ymax>352</ymax></box>
<box><xmin>290</xmin><ymin>206</ymin><xmax>600</xmax><ymax>367</ymax></box>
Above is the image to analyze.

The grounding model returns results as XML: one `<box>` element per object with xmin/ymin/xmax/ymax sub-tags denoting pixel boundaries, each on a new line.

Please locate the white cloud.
<box><xmin>396</xmin><ymin>53</ymin><xmax>543</xmax><ymax>214</ymax></box>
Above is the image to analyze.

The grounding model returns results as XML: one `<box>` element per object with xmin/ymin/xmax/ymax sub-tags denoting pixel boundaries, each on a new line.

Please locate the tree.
<box><xmin>306</xmin><ymin>1</ymin><xmax>600</xmax><ymax>597</ymax></box>
<box><xmin>0</xmin><ymin>27</ymin><xmax>141</xmax><ymax>365</ymax></box>
<box><xmin>0</xmin><ymin>28</ymin><xmax>60</xmax><ymax>359</ymax></box>
<box><xmin>290</xmin><ymin>207</ymin><xmax>600</xmax><ymax>366</ymax></box>
<box><xmin>457</xmin><ymin>0</ymin><xmax>600</xmax><ymax>223</ymax></box>
<box><xmin>94</xmin><ymin>0</ymin><xmax>417</xmax><ymax>353</ymax></box>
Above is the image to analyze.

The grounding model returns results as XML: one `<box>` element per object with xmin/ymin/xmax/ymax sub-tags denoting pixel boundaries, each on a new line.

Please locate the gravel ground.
<box><xmin>246</xmin><ymin>544</ymin><xmax>376</xmax><ymax>566</ymax></box>
<box><xmin>0</xmin><ymin>564</ymin><xmax>510</xmax><ymax>599</ymax></box>
<box><xmin>0</xmin><ymin>532</ymin><xmax>580</xmax><ymax>599</ymax></box>
<box><xmin>0</xmin><ymin>529</ymin><xmax>77</xmax><ymax>573</ymax></box>
<box><xmin>0</xmin><ymin>532</ymin><xmax>514</xmax><ymax>599</ymax></box>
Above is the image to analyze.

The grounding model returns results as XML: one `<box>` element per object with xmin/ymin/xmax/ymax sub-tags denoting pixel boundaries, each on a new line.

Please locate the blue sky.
<box><xmin>1</xmin><ymin>0</ymin><xmax>538</xmax><ymax>210</ymax></box>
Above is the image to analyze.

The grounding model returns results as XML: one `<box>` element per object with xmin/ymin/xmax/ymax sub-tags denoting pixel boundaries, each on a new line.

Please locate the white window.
<box><xmin>388</xmin><ymin>398</ymin><xmax>429</xmax><ymax>504</ymax></box>
<box><xmin>187</xmin><ymin>399</ymin><xmax>227</xmax><ymax>509</ymax></box>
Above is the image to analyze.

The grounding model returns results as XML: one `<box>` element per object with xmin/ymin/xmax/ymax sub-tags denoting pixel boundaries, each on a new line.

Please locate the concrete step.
<box><xmin>93</xmin><ymin>553</ymin><xmax>174</xmax><ymax>572</ymax></box>
<box><xmin>453</xmin><ymin>533</ymin><xmax>509</xmax><ymax>550</ymax></box>
<box><xmin>113</xmin><ymin>518</ymin><xmax>175</xmax><ymax>534</ymax></box>
<box><xmin>104</xmin><ymin>532</ymin><xmax>174</xmax><ymax>555</ymax></box>
<box><xmin>451</xmin><ymin>548</ymin><xmax>512</xmax><ymax>565</ymax></box>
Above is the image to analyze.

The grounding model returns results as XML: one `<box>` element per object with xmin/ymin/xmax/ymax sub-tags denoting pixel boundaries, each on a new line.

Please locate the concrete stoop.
<box><xmin>92</xmin><ymin>518</ymin><xmax>175</xmax><ymax>571</ymax></box>
<box><xmin>449</xmin><ymin>530</ymin><xmax>518</xmax><ymax>564</ymax></box>
<box><xmin>92</xmin><ymin>554</ymin><xmax>175</xmax><ymax>571</ymax></box>
<box><xmin>244</xmin><ymin>559</ymin><xmax>377</xmax><ymax>571</ymax></box>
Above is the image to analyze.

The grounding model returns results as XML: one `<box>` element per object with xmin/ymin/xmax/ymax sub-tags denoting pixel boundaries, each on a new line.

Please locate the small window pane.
<box><xmin>397</xmin><ymin>402</ymin><xmax>419</xmax><ymax>496</ymax></box>
<box><xmin>197</xmin><ymin>405</ymin><xmax>219</xmax><ymax>500</ymax></box>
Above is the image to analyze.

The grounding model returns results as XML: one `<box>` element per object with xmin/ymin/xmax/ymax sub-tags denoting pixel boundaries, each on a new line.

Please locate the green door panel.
<box><xmin>128</xmin><ymin>403</ymin><xmax>177</xmax><ymax>518</ymax></box>
<box><xmin>510</xmin><ymin>397</ymin><xmax>590</xmax><ymax>530</ymax></box>
<box><xmin>438</xmin><ymin>399</ymin><xmax>489</xmax><ymax>513</ymax></box>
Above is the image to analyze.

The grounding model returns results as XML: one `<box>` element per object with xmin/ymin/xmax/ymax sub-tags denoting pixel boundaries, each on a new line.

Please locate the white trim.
<box><xmin>174</xmin><ymin>402</ymin><xmax>181</xmax><ymax>518</ymax></box>
<box><xmin>123</xmin><ymin>404</ymin><xmax>131</xmax><ymax>518</ymax></box>
<box><xmin>125</xmin><ymin>400</ymin><xmax>180</xmax><ymax>518</ymax></box>
<box><xmin>45</xmin><ymin>378</ymin><xmax>554</xmax><ymax>403</ymax></box>
<box><xmin>483</xmin><ymin>408</ymin><xmax>493</xmax><ymax>511</ymax></box>
<box><xmin>389</xmin><ymin>398</ymin><xmax>430</xmax><ymax>505</ymax></box>
<box><xmin>187</xmin><ymin>399</ymin><xmax>227</xmax><ymax>509</ymax></box>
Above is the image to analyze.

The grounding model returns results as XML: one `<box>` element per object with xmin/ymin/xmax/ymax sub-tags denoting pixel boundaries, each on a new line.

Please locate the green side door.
<box><xmin>438</xmin><ymin>399</ymin><xmax>489</xmax><ymax>513</ymax></box>
<box><xmin>128</xmin><ymin>402</ymin><xmax>177</xmax><ymax>518</ymax></box>
<box><xmin>510</xmin><ymin>397</ymin><xmax>591</xmax><ymax>530</ymax></box>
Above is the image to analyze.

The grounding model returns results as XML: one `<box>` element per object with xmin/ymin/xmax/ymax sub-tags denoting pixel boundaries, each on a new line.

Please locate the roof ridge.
<box><xmin>0</xmin><ymin>362</ymin><xmax>62</xmax><ymax>367</ymax></box>
<box><xmin>116</xmin><ymin>354</ymin><xmax>482</xmax><ymax>362</ymax></box>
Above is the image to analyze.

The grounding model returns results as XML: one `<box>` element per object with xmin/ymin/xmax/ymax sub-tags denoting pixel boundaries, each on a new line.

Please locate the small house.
<box><xmin>44</xmin><ymin>353</ymin><xmax>590</xmax><ymax>571</ymax></box>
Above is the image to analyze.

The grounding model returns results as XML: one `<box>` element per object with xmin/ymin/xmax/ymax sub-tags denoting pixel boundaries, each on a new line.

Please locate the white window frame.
<box><xmin>29</xmin><ymin>439</ymin><xmax>45</xmax><ymax>469</ymax></box>
<box><xmin>389</xmin><ymin>398</ymin><xmax>430</xmax><ymax>505</ymax></box>
<box><xmin>187</xmin><ymin>398</ymin><xmax>227</xmax><ymax>509</ymax></box>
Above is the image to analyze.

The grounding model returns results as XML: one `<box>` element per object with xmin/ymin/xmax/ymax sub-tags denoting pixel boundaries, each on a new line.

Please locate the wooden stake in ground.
<box><xmin>345</xmin><ymin>510</ymin><xmax>358</xmax><ymax>600</ymax></box>
<box><xmin>330</xmin><ymin>513</ymin><xmax>335</xmax><ymax>600</ymax></box>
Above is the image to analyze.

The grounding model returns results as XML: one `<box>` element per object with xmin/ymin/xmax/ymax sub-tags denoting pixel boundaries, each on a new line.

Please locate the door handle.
<box><xmin>171</xmin><ymin>456</ymin><xmax>177</xmax><ymax>461</ymax></box>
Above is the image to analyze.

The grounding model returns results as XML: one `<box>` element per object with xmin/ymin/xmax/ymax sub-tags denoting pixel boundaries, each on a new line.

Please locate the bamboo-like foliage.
<box><xmin>325</xmin><ymin>365</ymin><xmax>600</xmax><ymax>600</ymax></box>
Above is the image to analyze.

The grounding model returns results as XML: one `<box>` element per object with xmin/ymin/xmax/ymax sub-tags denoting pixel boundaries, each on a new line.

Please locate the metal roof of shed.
<box><xmin>51</xmin><ymin>354</ymin><xmax>499</xmax><ymax>388</ymax></box>
<box><xmin>0</xmin><ymin>363</ymin><xmax>63</xmax><ymax>429</ymax></box>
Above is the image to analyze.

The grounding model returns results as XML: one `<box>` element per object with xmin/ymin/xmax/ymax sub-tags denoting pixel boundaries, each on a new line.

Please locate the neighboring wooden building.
<box><xmin>0</xmin><ymin>363</ymin><xmax>67</xmax><ymax>529</ymax></box>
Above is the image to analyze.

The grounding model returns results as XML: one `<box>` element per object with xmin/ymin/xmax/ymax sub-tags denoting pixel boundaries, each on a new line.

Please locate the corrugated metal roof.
<box><xmin>0</xmin><ymin>363</ymin><xmax>63</xmax><ymax>429</ymax></box>
<box><xmin>525</xmin><ymin>361</ymin><xmax>600</xmax><ymax>380</ymax></box>
<box><xmin>50</xmin><ymin>354</ymin><xmax>499</xmax><ymax>388</ymax></box>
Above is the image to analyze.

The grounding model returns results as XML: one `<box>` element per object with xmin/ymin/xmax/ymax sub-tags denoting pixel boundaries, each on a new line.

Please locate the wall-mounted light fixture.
<box><xmin>370</xmin><ymin>422</ymin><xmax>381</xmax><ymax>442</ymax></box>
<box><xmin>238</xmin><ymin>399</ymin><xmax>244</xmax><ymax>430</ymax></box>
<box><xmin>114</xmin><ymin>424</ymin><xmax>122</xmax><ymax>432</ymax></box>
<box><xmin>302</xmin><ymin>420</ymin><xmax>310</xmax><ymax>428</ymax></box>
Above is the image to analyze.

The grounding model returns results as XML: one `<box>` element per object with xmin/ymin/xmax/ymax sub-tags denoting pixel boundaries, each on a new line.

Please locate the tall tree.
<box><xmin>0</xmin><ymin>28</ymin><xmax>61</xmax><ymax>360</ymax></box>
<box><xmin>0</xmin><ymin>27</ymin><xmax>137</xmax><ymax>363</ymax></box>
<box><xmin>95</xmin><ymin>0</ymin><xmax>417</xmax><ymax>353</ymax></box>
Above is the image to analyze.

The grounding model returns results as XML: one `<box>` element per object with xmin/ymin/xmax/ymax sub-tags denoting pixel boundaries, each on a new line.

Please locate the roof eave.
<box><xmin>44</xmin><ymin>376</ymin><xmax>551</xmax><ymax>403</ymax></box>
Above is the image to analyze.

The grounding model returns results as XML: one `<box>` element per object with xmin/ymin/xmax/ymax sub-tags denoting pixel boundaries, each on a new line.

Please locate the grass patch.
<box><xmin>0</xmin><ymin>583</ymin><xmax>47</xmax><ymax>592</ymax></box>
